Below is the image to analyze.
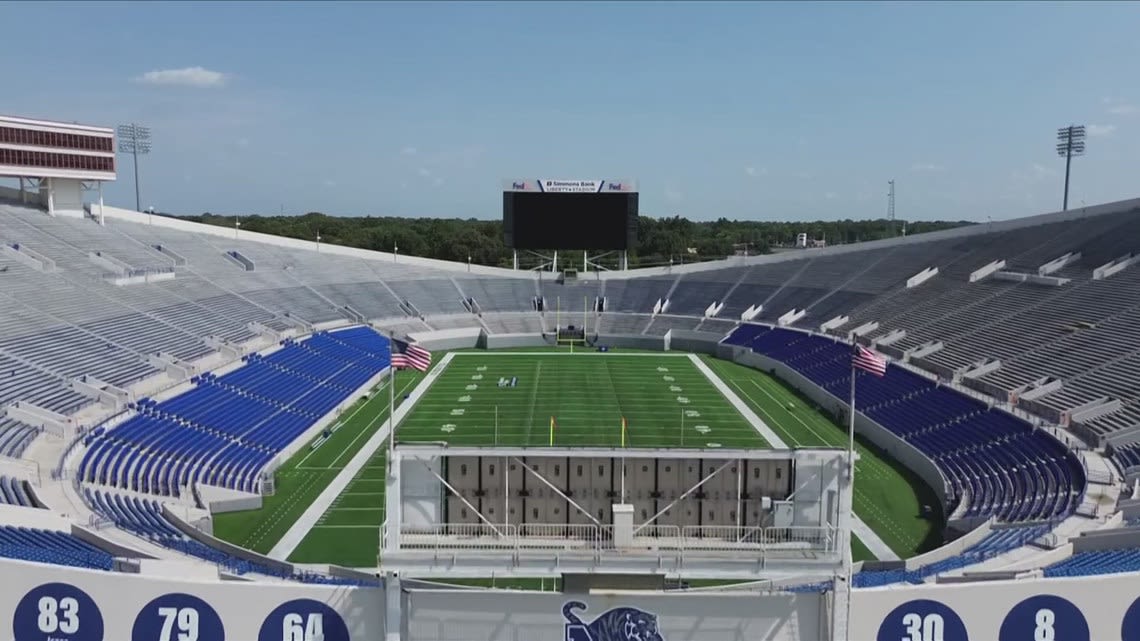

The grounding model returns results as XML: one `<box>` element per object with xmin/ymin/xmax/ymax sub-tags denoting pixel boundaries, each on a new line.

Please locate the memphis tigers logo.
<box><xmin>563</xmin><ymin>601</ymin><xmax>664</xmax><ymax>641</ymax></box>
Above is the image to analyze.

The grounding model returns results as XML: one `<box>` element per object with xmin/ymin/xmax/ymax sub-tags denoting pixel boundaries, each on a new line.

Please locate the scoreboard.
<box><xmin>502</xmin><ymin>179</ymin><xmax>638</xmax><ymax>251</ymax></box>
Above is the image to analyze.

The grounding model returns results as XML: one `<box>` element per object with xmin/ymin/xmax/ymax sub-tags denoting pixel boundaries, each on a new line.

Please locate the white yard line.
<box><xmin>851</xmin><ymin>518</ymin><xmax>901</xmax><ymax>561</ymax></box>
<box><xmin>267</xmin><ymin>352</ymin><xmax>456</xmax><ymax>561</ymax></box>
<box><xmin>687</xmin><ymin>353</ymin><xmax>787</xmax><ymax>449</ymax></box>
<box><xmin>295</xmin><ymin>378</ymin><xmax>392</xmax><ymax>468</ymax></box>
<box><xmin>523</xmin><ymin>361</ymin><xmax>542</xmax><ymax>443</ymax></box>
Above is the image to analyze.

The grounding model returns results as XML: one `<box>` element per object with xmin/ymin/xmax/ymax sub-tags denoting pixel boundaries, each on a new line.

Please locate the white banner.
<box><xmin>539</xmin><ymin>179</ymin><xmax>601</xmax><ymax>193</ymax></box>
<box><xmin>502</xmin><ymin>179</ymin><xmax>637</xmax><ymax>193</ymax></box>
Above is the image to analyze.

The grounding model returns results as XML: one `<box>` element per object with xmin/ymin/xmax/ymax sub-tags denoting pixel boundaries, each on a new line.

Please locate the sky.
<box><xmin>2</xmin><ymin>1</ymin><xmax>1138</xmax><ymax>222</ymax></box>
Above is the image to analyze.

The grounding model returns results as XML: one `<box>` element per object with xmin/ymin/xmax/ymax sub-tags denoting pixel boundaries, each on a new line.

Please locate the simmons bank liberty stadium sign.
<box><xmin>503</xmin><ymin>179</ymin><xmax>638</xmax><ymax>193</ymax></box>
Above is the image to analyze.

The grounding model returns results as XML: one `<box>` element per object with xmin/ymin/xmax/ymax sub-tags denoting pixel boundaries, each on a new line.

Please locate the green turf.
<box><xmin>287</xmin><ymin>444</ymin><xmax>387</xmax><ymax>567</ymax></box>
<box><xmin>221</xmin><ymin>348</ymin><xmax>936</xmax><ymax>569</ymax></box>
<box><xmin>398</xmin><ymin>353</ymin><xmax>767</xmax><ymax>448</ymax></box>
<box><xmin>850</xmin><ymin>535</ymin><xmax>876</xmax><ymax>563</ymax></box>
<box><xmin>701</xmin><ymin>356</ymin><xmax>942</xmax><ymax>558</ymax></box>
<box><xmin>211</xmin><ymin>370</ymin><xmax>424</xmax><ymax>554</ymax></box>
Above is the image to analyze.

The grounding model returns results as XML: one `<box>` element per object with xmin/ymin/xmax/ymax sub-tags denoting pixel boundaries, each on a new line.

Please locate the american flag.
<box><xmin>391</xmin><ymin>338</ymin><xmax>432</xmax><ymax>372</ymax></box>
<box><xmin>852</xmin><ymin>344</ymin><xmax>887</xmax><ymax>377</ymax></box>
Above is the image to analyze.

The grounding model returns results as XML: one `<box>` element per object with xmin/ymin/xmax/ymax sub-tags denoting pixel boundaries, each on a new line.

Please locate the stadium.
<box><xmin>1</xmin><ymin>110</ymin><xmax>1140</xmax><ymax>641</ymax></box>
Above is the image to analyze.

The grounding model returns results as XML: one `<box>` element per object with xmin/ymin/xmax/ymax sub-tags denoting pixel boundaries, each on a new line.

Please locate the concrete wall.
<box><xmin>1</xmin><ymin>544</ymin><xmax>1138</xmax><ymax>641</ymax></box>
<box><xmin>0</xmin><ymin>560</ymin><xmax>384</xmax><ymax>639</ymax></box>
<box><xmin>484</xmin><ymin>333</ymin><xmax>548</xmax><ymax>349</ymax></box>
<box><xmin>849</xmin><ymin>571</ymin><xmax>1140</xmax><ymax>640</ymax></box>
<box><xmin>666</xmin><ymin>330</ymin><xmax>724</xmax><ymax>355</ymax></box>
<box><xmin>403</xmin><ymin>589</ymin><xmax>825</xmax><ymax>641</ymax></box>
<box><xmin>164</xmin><ymin>505</ymin><xmax>296</xmax><ymax>577</ymax></box>
<box><xmin>733</xmin><ymin>351</ymin><xmax>952</xmax><ymax>516</ymax></box>
<box><xmin>596</xmin><ymin>334</ymin><xmax>667</xmax><ymax>351</ymax></box>
<box><xmin>409</xmin><ymin>327</ymin><xmax>482</xmax><ymax>352</ymax></box>
<box><xmin>197</xmin><ymin>483</ymin><xmax>263</xmax><ymax>513</ymax></box>
<box><xmin>70</xmin><ymin>525</ymin><xmax>155</xmax><ymax>560</ymax></box>
<box><xmin>1071</xmin><ymin>525</ymin><xmax>1140</xmax><ymax>552</ymax></box>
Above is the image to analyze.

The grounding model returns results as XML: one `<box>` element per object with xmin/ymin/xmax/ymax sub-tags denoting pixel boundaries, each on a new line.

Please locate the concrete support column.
<box><xmin>384</xmin><ymin>572</ymin><xmax>402</xmax><ymax>641</ymax></box>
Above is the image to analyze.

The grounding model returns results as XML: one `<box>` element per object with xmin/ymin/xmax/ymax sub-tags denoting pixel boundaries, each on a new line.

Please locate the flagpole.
<box><xmin>844</xmin><ymin>350</ymin><xmax>857</xmax><ymax>634</ymax></box>
<box><xmin>620</xmin><ymin>416</ymin><xmax>627</xmax><ymax>502</ymax></box>
<box><xmin>621</xmin><ymin>457</ymin><xmax>626</xmax><ymax>504</ymax></box>
<box><xmin>389</xmin><ymin>334</ymin><xmax>396</xmax><ymax>467</ymax></box>
<box><xmin>848</xmin><ymin>363</ymin><xmax>856</xmax><ymax>480</ymax></box>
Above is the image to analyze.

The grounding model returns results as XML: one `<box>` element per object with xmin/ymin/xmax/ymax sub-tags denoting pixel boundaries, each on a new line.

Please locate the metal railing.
<box><xmin>396</xmin><ymin>522</ymin><xmax>839</xmax><ymax>557</ymax></box>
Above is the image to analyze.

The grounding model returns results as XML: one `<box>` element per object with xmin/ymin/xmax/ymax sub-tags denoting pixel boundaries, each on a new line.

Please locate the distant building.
<box><xmin>796</xmin><ymin>233</ymin><xmax>826</xmax><ymax>249</ymax></box>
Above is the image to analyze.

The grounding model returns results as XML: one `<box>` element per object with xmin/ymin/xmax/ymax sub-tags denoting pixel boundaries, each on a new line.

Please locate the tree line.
<box><xmin>177</xmin><ymin>212</ymin><xmax>971</xmax><ymax>269</ymax></box>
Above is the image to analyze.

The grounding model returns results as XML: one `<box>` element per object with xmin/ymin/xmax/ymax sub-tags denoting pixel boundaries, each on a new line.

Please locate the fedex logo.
<box><xmin>512</xmin><ymin>182</ymin><xmax>528</xmax><ymax>190</ymax></box>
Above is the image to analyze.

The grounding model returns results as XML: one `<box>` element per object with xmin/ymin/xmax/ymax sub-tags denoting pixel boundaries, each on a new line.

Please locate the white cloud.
<box><xmin>1087</xmin><ymin>124</ymin><xmax>1116</xmax><ymax>137</ymax></box>
<box><xmin>417</xmin><ymin>167</ymin><xmax>432</xmax><ymax>178</ymax></box>
<box><xmin>1103</xmin><ymin>97</ymin><xmax>1137</xmax><ymax>115</ymax></box>
<box><xmin>322</xmin><ymin>179</ymin><xmax>336</xmax><ymax>188</ymax></box>
<box><xmin>1030</xmin><ymin>163</ymin><xmax>1057</xmax><ymax>177</ymax></box>
<box><xmin>400</xmin><ymin>146</ymin><xmax>418</xmax><ymax>156</ymax></box>
<box><xmin>433</xmin><ymin>176</ymin><xmax>444</xmax><ymax>186</ymax></box>
<box><xmin>910</xmin><ymin>162</ymin><xmax>943</xmax><ymax>172</ymax></box>
<box><xmin>134</xmin><ymin>66</ymin><xmax>230</xmax><ymax>88</ymax></box>
<box><xmin>664</xmin><ymin>186</ymin><xmax>683</xmax><ymax>203</ymax></box>
<box><xmin>824</xmin><ymin>192</ymin><xmax>838</xmax><ymax>200</ymax></box>
<box><xmin>236</xmin><ymin>138</ymin><xmax>250</xmax><ymax>148</ymax></box>
<box><xmin>744</xmin><ymin>166</ymin><xmax>768</xmax><ymax>177</ymax></box>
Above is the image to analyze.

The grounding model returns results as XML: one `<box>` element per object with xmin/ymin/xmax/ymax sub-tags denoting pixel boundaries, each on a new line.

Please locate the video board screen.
<box><xmin>502</xmin><ymin>179</ymin><xmax>638</xmax><ymax>250</ymax></box>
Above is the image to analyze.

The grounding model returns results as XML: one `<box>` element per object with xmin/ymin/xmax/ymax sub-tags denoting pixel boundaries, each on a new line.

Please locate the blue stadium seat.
<box><xmin>0</xmin><ymin>525</ymin><xmax>114</xmax><ymax>571</ymax></box>
<box><xmin>1044</xmin><ymin>548</ymin><xmax>1140</xmax><ymax>578</ymax></box>
<box><xmin>725</xmin><ymin>325</ymin><xmax>1086</xmax><ymax>523</ymax></box>
<box><xmin>854</xmin><ymin>523</ymin><xmax>1051</xmax><ymax>586</ymax></box>
<box><xmin>79</xmin><ymin>327</ymin><xmax>391</xmax><ymax>496</ymax></box>
<box><xmin>86</xmin><ymin>488</ymin><xmax>364</xmax><ymax>582</ymax></box>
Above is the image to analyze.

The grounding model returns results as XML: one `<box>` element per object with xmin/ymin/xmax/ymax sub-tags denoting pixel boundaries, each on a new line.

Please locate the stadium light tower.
<box><xmin>887</xmin><ymin>179</ymin><xmax>896</xmax><ymax>237</ymax></box>
<box><xmin>117</xmin><ymin>123</ymin><xmax>152</xmax><ymax>212</ymax></box>
<box><xmin>1057</xmin><ymin>124</ymin><xmax>1086</xmax><ymax>211</ymax></box>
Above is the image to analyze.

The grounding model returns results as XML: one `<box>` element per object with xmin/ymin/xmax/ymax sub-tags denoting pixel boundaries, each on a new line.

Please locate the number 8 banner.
<box><xmin>998</xmin><ymin>595</ymin><xmax>1089</xmax><ymax>641</ymax></box>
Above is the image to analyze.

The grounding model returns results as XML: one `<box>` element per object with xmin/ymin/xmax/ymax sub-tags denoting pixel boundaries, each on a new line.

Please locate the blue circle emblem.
<box><xmin>259</xmin><ymin>599</ymin><xmax>350</xmax><ymax>641</ymax></box>
<box><xmin>877</xmin><ymin>599</ymin><xmax>969</xmax><ymax>641</ymax></box>
<box><xmin>998</xmin><ymin>594</ymin><xmax>1088</xmax><ymax>641</ymax></box>
<box><xmin>13</xmin><ymin>582</ymin><xmax>104</xmax><ymax>641</ymax></box>
<box><xmin>131</xmin><ymin>593</ymin><xmax>224</xmax><ymax>641</ymax></box>
<box><xmin>1119</xmin><ymin>595</ymin><xmax>1140</xmax><ymax>641</ymax></box>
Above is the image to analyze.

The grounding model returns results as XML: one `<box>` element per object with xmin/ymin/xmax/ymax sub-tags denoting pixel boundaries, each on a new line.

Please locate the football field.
<box><xmin>216</xmin><ymin>348</ymin><xmax>940</xmax><ymax>569</ymax></box>
<box><xmin>398</xmin><ymin>352</ymin><xmax>768</xmax><ymax>449</ymax></box>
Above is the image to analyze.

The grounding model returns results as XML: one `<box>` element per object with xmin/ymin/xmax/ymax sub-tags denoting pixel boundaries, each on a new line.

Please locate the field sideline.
<box><xmin>214</xmin><ymin>348</ymin><xmax>940</xmax><ymax>568</ymax></box>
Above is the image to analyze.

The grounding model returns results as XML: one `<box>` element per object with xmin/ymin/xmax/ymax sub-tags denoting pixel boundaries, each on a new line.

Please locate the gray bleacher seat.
<box><xmin>1</xmin><ymin>198</ymin><xmax>1139</xmax><ymax>446</ymax></box>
